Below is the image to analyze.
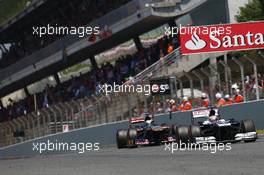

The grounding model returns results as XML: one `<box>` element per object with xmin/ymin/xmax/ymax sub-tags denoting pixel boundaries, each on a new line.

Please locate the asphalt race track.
<box><xmin>1</xmin><ymin>136</ymin><xmax>264</xmax><ymax>175</ymax></box>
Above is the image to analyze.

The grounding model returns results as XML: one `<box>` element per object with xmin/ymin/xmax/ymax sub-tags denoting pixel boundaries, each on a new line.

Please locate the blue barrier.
<box><xmin>0</xmin><ymin>100</ymin><xmax>263</xmax><ymax>158</ymax></box>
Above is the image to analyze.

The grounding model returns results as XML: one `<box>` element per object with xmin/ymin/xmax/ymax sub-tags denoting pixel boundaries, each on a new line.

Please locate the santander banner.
<box><xmin>180</xmin><ymin>21</ymin><xmax>264</xmax><ymax>55</ymax></box>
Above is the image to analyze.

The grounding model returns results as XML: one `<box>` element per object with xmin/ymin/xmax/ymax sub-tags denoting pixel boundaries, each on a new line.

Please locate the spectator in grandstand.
<box><xmin>0</xmin><ymin>102</ymin><xmax>5</xmax><ymax>122</ymax></box>
<box><xmin>169</xmin><ymin>99</ymin><xmax>178</xmax><ymax>112</ymax></box>
<box><xmin>167</xmin><ymin>43</ymin><xmax>174</xmax><ymax>54</ymax></box>
<box><xmin>201</xmin><ymin>93</ymin><xmax>210</xmax><ymax>108</ymax></box>
<box><xmin>261</xmin><ymin>75</ymin><xmax>264</xmax><ymax>89</ymax></box>
<box><xmin>172</xmin><ymin>34</ymin><xmax>180</xmax><ymax>48</ymax></box>
<box><xmin>43</xmin><ymin>87</ymin><xmax>50</xmax><ymax>108</ymax></box>
<box><xmin>120</xmin><ymin>62</ymin><xmax>129</xmax><ymax>82</ymax></box>
<box><xmin>215</xmin><ymin>93</ymin><xmax>225</xmax><ymax>107</ymax></box>
<box><xmin>164</xmin><ymin>99</ymin><xmax>171</xmax><ymax>112</ymax></box>
<box><xmin>7</xmin><ymin>98</ymin><xmax>14</xmax><ymax>106</ymax></box>
<box><xmin>178</xmin><ymin>96</ymin><xmax>192</xmax><ymax>111</ymax></box>
<box><xmin>104</xmin><ymin>62</ymin><xmax>115</xmax><ymax>84</ymax></box>
<box><xmin>155</xmin><ymin>102</ymin><xmax>163</xmax><ymax>114</ymax></box>
<box><xmin>233</xmin><ymin>89</ymin><xmax>244</xmax><ymax>103</ymax></box>
<box><xmin>224</xmin><ymin>94</ymin><xmax>233</xmax><ymax>105</ymax></box>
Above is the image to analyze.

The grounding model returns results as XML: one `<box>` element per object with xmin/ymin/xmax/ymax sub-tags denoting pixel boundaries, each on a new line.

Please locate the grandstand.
<box><xmin>1</xmin><ymin>0</ymin><xmax>263</xmax><ymax>148</ymax></box>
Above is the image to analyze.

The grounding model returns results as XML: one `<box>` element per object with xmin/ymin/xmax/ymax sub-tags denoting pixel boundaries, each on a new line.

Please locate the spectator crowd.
<box><xmin>134</xmin><ymin>73</ymin><xmax>264</xmax><ymax>117</ymax></box>
<box><xmin>0</xmin><ymin>35</ymin><xmax>179</xmax><ymax>122</ymax></box>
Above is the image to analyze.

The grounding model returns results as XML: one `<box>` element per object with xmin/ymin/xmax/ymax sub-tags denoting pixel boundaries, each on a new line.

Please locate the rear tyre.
<box><xmin>116</xmin><ymin>129</ymin><xmax>128</xmax><ymax>149</ymax></box>
<box><xmin>176</xmin><ymin>125</ymin><xmax>190</xmax><ymax>143</ymax></box>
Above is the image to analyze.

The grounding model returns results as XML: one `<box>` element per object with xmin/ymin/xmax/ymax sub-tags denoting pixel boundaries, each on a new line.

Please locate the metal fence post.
<box><xmin>208</xmin><ymin>65</ymin><xmax>221</xmax><ymax>92</ymax></box>
<box><xmin>7</xmin><ymin>121</ymin><xmax>16</xmax><ymax>144</ymax></box>
<box><xmin>27</xmin><ymin>114</ymin><xmax>34</xmax><ymax>139</ymax></box>
<box><xmin>192</xmin><ymin>70</ymin><xmax>204</xmax><ymax>92</ymax></box>
<box><xmin>42</xmin><ymin>109</ymin><xmax>51</xmax><ymax>135</ymax></box>
<box><xmin>174</xmin><ymin>75</ymin><xmax>178</xmax><ymax>99</ymax></box>
<box><xmin>176</xmin><ymin>77</ymin><xmax>184</xmax><ymax>99</ymax></box>
<box><xmin>183</xmin><ymin>71</ymin><xmax>194</xmax><ymax>98</ymax></box>
<box><xmin>29</xmin><ymin>113</ymin><xmax>37</xmax><ymax>139</ymax></box>
<box><xmin>50</xmin><ymin>108</ymin><xmax>58</xmax><ymax>133</ymax></box>
<box><xmin>32</xmin><ymin>112</ymin><xmax>41</xmax><ymax>138</ymax></box>
<box><xmin>232</xmin><ymin>57</ymin><xmax>246</xmax><ymax>101</ymax></box>
<box><xmin>200</xmin><ymin>68</ymin><xmax>214</xmax><ymax>102</ymax></box>
<box><xmin>219</xmin><ymin>61</ymin><xmax>232</xmax><ymax>96</ymax></box>
<box><xmin>169</xmin><ymin>76</ymin><xmax>175</xmax><ymax>98</ymax></box>
<box><xmin>244</xmin><ymin>55</ymin><xmax>260</xmax><ymax>100</ymax></box>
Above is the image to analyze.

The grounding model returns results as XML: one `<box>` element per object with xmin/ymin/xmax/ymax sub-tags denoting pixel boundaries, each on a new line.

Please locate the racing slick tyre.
<box><xmin>116</xmin><ymin>129</ymin><xmax>128</xmax><ymax>149</ymax></box>
<box><xmin>127</xmin><ymin>129</ymin><xmax>137</xmax><ymax>148</ymax></box>
<box><xmin>190</xmin><ymin>125</ymin><xmax>201</xmax><ymax>138</ymax></box>
<box><xmin>171</xmin><ymin>124</ymin><xmax>177</xmax><ymax>135</ymax></box>
<box><xmin>241</xmin><ymin>119</ymin><xmax>255</xmax><ymax>133</ymax></box>
<box><xmin>176</xmin><ymin>125</ymin><xmax>190</xmax><ymax>143</ymax></box>
<box><xmin>241</xmin><ymin>119</ymin><xmax>256</xmax><ymax>142</ymax></box>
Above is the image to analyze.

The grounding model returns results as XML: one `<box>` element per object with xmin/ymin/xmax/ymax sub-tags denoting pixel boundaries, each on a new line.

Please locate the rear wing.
<box><xmin>129</xmin><ymin>117</ymin><xmax>145</xmax><ymax>124</ymax></box>
<box><xmin>192</xmin><ymin>108</ymin><xmax>219</xmax><ymax>119</ymax></box>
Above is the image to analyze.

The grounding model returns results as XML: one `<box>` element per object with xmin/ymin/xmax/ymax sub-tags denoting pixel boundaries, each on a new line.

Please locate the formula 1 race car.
<box><xmin>175</xmin><ymin>108</ymin><xmax>257</xmax><ymax>144</ymax></box>
<box><xmin>116</xmin><ymin>116</ymin><xmax>174</xmax><ymax>148</ymax></box>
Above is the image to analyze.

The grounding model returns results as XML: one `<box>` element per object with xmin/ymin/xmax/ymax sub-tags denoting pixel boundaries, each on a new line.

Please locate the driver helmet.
<box><xmin>209</xmin><ymin>109</ymin><xmax>216</xmax><ymax>116</ymax></box>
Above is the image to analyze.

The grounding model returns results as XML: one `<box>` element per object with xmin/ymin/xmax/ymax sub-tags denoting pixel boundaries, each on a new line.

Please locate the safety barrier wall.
<box><xmin>0</xmin><ymin>99</ymin><xmax>263</xmax><ymax>158</ymax></box>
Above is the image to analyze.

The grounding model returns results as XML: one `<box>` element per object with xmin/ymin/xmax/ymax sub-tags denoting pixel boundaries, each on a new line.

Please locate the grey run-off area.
<box><xmin>0</xmin><ymin>137</ymin><xmax>264</xmax><ymax>175</ymax></box>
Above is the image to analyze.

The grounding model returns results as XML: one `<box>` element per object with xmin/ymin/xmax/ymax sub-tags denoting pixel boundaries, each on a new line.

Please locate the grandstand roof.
<box><xmin>0</xmin><ymin>11</ymin><xmax>183</xmax><ymax>97</ymax></box>
<box><xmin>0</xmin><ymin>0</ymin><xmax>90</xmax><ymax>43</ymax></box>
<box><xmin>0</xmin><ymin>0</ymin><xmax>227</xmax><ymax>98</ymax></box>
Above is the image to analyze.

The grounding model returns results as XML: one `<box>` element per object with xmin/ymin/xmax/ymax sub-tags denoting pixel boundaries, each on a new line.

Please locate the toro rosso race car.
<box><xmin>116</xmin><ymin>115</ymin><xmax>174</xmax><ymax>148</ymax></box>
<box><xmin>175</xmin><ymin>108</ymin><xmax>257</xmax><ymax>144</ymax></box>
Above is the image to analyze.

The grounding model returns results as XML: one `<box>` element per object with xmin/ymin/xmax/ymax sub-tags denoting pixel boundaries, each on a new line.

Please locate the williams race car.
<box><xmin>116</xmin><ymin>115</ymin><xmax>174</xmax><ymax>148</ymax></box>
<box><xmin>175</xmin><ymin>108</ymin><xmax>257</xmax><ymax>144</ymax></box>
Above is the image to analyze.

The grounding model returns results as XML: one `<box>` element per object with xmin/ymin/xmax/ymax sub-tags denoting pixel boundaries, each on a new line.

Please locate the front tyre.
<box><xmin>190</xmin><ymin>125</ymin><xmax>201</xmax><ymax>139</ymax></box>
<box><xmin>241</xmin><ymin>119</ymin><xmax>255</xmax><ymax>133</ymax></box>
<box><xmin>240</xmin><ymin>119</ymin><xmax>257</xmax><ymax>143</ymax></box>
<box><xmin>127</xmin><ymin>129</ymin><xmax>137</xmax><ymax>147</ymax></box>
<box><xmin>176</xmin><ymin>125</ymin><xmax>190</xmax><ymax>143</ymax></box>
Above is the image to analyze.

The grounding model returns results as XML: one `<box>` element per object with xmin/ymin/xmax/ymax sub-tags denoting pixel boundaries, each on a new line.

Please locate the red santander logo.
<box><xmin>180</xmin><ymin>21</ymin><xmax>264</xmax><ymax>55</ymax></box>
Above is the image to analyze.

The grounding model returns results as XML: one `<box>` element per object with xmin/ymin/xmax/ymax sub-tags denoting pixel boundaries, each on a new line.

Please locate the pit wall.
<box><xmin>0</xmin><ymin>100</ymin><xmax>263</xmax><ymax>158</ymax></box>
